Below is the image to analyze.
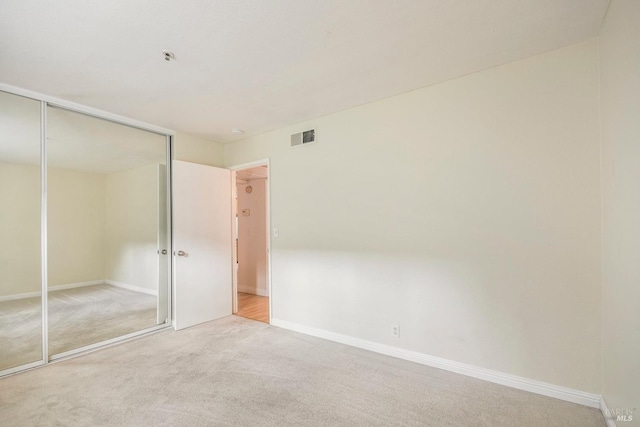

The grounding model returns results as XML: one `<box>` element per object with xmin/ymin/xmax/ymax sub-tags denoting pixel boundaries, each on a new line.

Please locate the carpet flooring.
<box><xmin>0</xmin><ymin>315</ymin><xmax>605</xmax><ymax>426</ymax></box>
<box><xmin>0</xmin><ymin>284</ymin><xmax>157</xmax><ymax>371</ymax></box>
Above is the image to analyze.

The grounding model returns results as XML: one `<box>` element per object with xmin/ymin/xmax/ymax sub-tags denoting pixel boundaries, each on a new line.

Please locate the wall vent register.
<box><xmin>291</xmin><ymin>128</ymin><xmax>316</xmax><ymax>147</ymax></box>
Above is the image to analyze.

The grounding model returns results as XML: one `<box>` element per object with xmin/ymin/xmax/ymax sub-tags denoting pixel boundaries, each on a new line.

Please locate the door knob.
<box><xmin>159</xmin><ymin>249</ymin><xmax>167</xmax><ymax>255</ymax></box>
<box><xmin>177</xmin><ymin>250</ymin><xmax>186</xmax><ymax>257</ymax></box>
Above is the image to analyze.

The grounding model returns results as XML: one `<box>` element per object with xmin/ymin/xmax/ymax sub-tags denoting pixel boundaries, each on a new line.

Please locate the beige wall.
<box><xmin>48</xmin><ymin>168</ymin><xmax>106</xmax><ymax>287</ymax></box>
<box><xmin>225</xmin><ymin>40</ymin><xmax>602</xmax><ymax>392</ymax></box>
<box><xmin>237</xmin><ymin>178</ymin><xmax>268</xmax><ymax>296</ymax></box>
<box><xmin>600</xmin><ymin>0</ymin><xmax>640</xmax><ymax>420</ymax></box>
<box><xmin>0</xmin><ymin>163</ymin><xmax>41</xmax><ymax>297</ymax></box>
<box><xmin>174</xmin><ymin>132</ymin><xmax>225</xmax><ymax>167</ymax></box>
<box><xmin>105</xmin><ymin>163</ymin><xmax>160</xmax><ymax>292</ymax></box>
<box><xmin>1</xmin><ymin>162</ymin><xmax>165</xmax><ymax>297</ymax></box>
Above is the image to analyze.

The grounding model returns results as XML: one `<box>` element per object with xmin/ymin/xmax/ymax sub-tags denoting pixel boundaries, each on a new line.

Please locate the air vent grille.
<box><xmin>291</xmin><ymin>128</ymin><xmax>316</xmax><ymax>147</ymax></box>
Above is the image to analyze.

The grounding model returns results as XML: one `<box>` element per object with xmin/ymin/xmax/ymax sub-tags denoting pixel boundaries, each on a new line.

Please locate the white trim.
<box><xmin>0</xmin><ymin>290</ymin><xmax>41</xmax><ymax>302</ymax></box>
<box><xmin>0</xmin><ymin>82</ymin><xmax>174</xmax><ymax>136</ymax></box>
<box><xmin>228</xmin><ymin>158</ymin><xmax>270</xmax><ymax>171</ymax></box>
<box><xmin>270</xmin><ymin>318</ymin><xmax>602</xmax><ymax>409</ymax></box>
<box><xmin>49</xmin><ymin>323</ymin><xmax>170</xmax><ymax>360</ymax></box>
<box><xmin>600</xmin><ymin>396</ymin><xmax>619</xmax><ymax>427</ymax></box>
<box><xmin>40</xmin><ymin>99</ymin><xmax>48</xmax><ymax>368</ymax></box>
<box><xmin>105</xmin><ymin>280</ymin><xmax>158</xmax><ymax>296</ymax></box>
<box><xmin>266</xmin><ymin>162</ymin><xmax>271</xmax><ymax>324</ymax></box>
<box><xmin>167</xmin><ymin>136</ymin><xmax>174</xmax><ymax>329</ymax></box>
<box><xmin>231</xmin><ymin>170</ymin><xmax>238</xmax><ymax>314</ymax></box>
<box><xmin>0</xmin><ymin>360</ymin><xmax>45</xmax><ymax>379</ymax></box>
<box><xmin>237</xmin><ymin>285</ymin><xmax>269</xmax><ymax>297</ymax></box>
<box><xmin>0</xmin><ymin>280</ymin><xmax>103</xmax><ymax>301</ymax></box>
<box><xmin>0</xmin><ymin>280</ymin><xmax>159</xmax><ymax>301</ymax></box>
<box><xmin>50</xmin><ymin>280</ymin><xmax>104</xmax><ymax>292</ymax></box>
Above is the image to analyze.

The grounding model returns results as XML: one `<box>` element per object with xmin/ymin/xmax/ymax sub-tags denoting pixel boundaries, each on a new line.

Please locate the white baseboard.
<box><xmin>0</xmin><ymin>279</ymin><xmax>157</xmax><ymax>301</ymax></box>
<box><xmin>0</xmin><ymin>290</ymin><xmax>41</xmax><ymax>302</ymax></box>
<box><xmin>600</xmin><ymin>396</ymin><xmax>619</xmax><ymax>427</ymax></box>
<box><xmin>0</xmin><ymin>280</ymin><xmax>103</xmax><ymax>301</ymax></box>
<box><xmin>50</xmin><ymin>280</ymin><xmax>104</xmax><ymax>292</ymax></box>
<box><xmin>237</xmin><ymin>285</ymin><xmax>269</xmax><ymax>297</ymax></box>
<box><xmin>105</xmin><ymin>280</ymin><xmax>158</xmax><ymax>296</ymax></box>
<box><xmin>270</xmin><ymin>318</ymin><xmax>602</xmax><ymax>409</ymax></box>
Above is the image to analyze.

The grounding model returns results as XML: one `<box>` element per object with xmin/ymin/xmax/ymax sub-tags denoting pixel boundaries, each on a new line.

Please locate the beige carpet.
<box><xmin>0</xmin><ymin>315</ymin><xmax>605</xmax><ymax>426</ymax></box>
<box><xmin>0</xmin><ymin>284</ymin><xmax>157</xmax><ymax>371</ymax></box>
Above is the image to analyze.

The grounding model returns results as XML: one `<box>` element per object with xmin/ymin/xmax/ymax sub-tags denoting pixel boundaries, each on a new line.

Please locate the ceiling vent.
<box><xmin>291</xmin><ymin>128</ymin><xmax>316</xmax><ymax>147</ymax></box>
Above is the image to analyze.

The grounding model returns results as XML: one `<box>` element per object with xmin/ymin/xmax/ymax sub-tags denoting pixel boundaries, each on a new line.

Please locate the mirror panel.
<box><xmin>46</xmin><ymin>106</ymin><xmax>169</xmax><ymax>355</ymax></box>
<box><xmin>0</xmin><ymin>91</ymin><xmax>43</xmax><ymax>371</ymax></box>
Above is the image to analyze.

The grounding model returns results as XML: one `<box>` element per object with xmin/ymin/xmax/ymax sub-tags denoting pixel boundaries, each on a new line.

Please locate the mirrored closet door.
<box><xmin>0</xmin><ymin>87</ymin><xmax>171</xmax><ymax>376</ymax></box>
<box><xmin>0</xmin><ymin>91</ymin><xmax>43</xmax><ymax>372</ymax></box>
<box><xmin>46</xmin><ymin>106</ymin><xmax>170</xmax><ymax>357</ymax></box>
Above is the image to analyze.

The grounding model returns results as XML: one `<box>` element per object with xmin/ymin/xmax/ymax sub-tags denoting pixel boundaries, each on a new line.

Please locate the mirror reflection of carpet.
<box><xmin>0</xmin><ymin>284</ymin><xmax>156</xmax><ymax>371</ymax></box>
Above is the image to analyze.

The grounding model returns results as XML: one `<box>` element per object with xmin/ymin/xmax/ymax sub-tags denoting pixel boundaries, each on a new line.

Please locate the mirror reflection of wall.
<box><xmin>0</xmin><ymin>90</ymin><xmax>43</xmax><ymax>371</ymax></box>
<box><xmin>46</xmin><ymin>106</ymin><xmax>169</xmax><ymax>356</ymax></box>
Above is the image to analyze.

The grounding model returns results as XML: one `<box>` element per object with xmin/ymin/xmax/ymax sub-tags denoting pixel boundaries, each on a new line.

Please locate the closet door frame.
<box><xmin>0</xmin><ymin>82</ymin><xmax>174</xmax><ymax>376</ymax></box>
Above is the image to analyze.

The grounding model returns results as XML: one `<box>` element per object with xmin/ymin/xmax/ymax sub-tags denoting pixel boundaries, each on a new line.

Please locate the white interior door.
<box><xmin>173</xmin><ymin>160</ymin><xmax>232</xmax><ymax>330</ymax></box>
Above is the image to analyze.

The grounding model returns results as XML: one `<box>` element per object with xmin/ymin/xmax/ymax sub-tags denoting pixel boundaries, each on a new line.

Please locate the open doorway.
<box><xmin>232</xmin><ymin>164</ymin><xmax>270</xmax><ymax>323</ymax></box>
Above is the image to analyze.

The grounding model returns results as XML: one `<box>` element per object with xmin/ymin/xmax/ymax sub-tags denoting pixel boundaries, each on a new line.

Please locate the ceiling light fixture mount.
<box><xmin>162</xmin><ymin>51</ymin><xmax>175</xmax><ymax>61</ymax></box>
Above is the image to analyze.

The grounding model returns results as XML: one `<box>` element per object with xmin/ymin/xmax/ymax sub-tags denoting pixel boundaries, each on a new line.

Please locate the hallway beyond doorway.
<box><xmin>235</xmin><ymin>292</ymin><xmax>269</xmax><ymax>323</ymax></box>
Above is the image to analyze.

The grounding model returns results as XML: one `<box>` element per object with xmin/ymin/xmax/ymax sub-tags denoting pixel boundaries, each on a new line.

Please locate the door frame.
<box><xmin>228</xmin><ymin>159</ymin><xmax>271</xmax><ymax>323</ymax></box>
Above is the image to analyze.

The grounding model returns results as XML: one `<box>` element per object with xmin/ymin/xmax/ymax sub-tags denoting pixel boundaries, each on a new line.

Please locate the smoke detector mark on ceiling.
<box><xmin>162</xmin><ymin>51</ymin><xmax>176</xmax><ymax>62</ymax></box>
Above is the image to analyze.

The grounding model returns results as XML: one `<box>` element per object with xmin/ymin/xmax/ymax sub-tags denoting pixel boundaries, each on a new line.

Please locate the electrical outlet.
<box><xmin>391</xmin><ymin>325</ymin><xmax>400</xmax><ymax>338</ymax></box>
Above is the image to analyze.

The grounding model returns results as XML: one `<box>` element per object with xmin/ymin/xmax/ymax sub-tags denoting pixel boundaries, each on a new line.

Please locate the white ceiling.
<box><xmin>0</xmin><ymin>0</ymin><xmax>609</xmax><ymax>143</ymax></box>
